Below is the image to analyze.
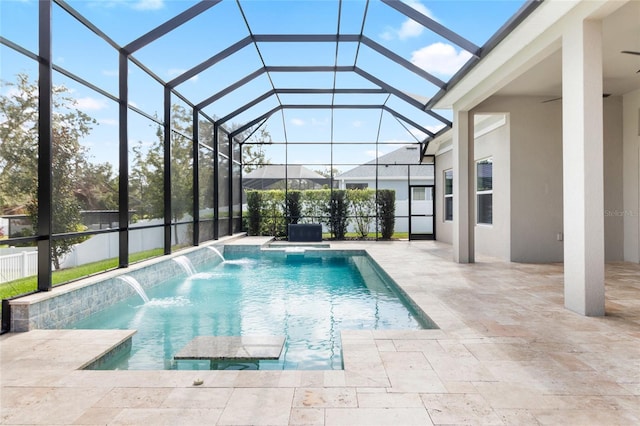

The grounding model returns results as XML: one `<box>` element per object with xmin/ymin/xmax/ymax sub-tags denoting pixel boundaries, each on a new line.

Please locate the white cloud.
<box><xmin>311</xmin><ymin>117</ymin><xmax>329</xmax><ymax>127</ymax></box>
<box><xmin>291</xmin><ymin>118</ymin><xmax>305</xmax><ymax>126</ymax></box>
<box><xmin>132</xmin><ymin>0</ymin><xmax>164</xmax><ymax>11</ymax></box>
<box><xmin>99</xmin><ymin>118</ymin><xmax>118</xmax><ymax>126</ymax></box>
<box><xmin>380</xmin><ymin>1</ymin><xmax>435</xmax><ymax>41</ymax></box>
<box><xmin>167</xmin><ymin>68</ymin><xmax>198</xmax><ymax>83</ymax></box>
<box><xmin>75</xmin><ymin>97</ymin><xmax>108</xmax><ymax>111</ymax></box>
<box><xmin>410</xmin><ymin>42</ymin><xmax>472</xmax><ymax>77</ymax></box>
<box><xmin>352</xmin><ymin>120</ymin><xmax>363</xmax><ymax>128</ymax></box>
<box><xmin>102</xmin><ymin>69</ymin><xmax>118</xmax><ymax>77</ymax></box>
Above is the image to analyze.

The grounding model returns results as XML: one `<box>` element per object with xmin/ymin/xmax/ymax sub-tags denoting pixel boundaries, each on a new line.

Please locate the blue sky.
<box><xmin>1</xmin><ymin>0</ymin><xmax>525</xmax><ymax>170</ymax></box>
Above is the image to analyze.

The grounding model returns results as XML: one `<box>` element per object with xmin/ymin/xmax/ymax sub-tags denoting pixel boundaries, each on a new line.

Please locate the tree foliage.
<box><xmin>0</xmin><ymin>74</ymin><xmax>116</xmax><ymax>268</ymax></box>
<box><xmin>347</xmin><ymin>189</ymin><xmax>376</xmax><ymax>238</ymax></box>
<box><xmin>377</xmin><ymin>189</ymin><xmax>396</xmax><ymax>239</ymax></box>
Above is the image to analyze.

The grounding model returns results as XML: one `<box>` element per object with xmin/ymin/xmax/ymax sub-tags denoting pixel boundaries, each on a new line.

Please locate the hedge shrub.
<box><xmin>377</xmin><ymin>189</ymin><xmax>395</xmax><ymax>239</ymax></box>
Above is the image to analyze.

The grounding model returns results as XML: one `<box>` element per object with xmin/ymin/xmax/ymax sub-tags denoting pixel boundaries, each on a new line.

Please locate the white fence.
<box><xmin>0</xmin><ymin>250</ymin><xmax>38</xmax><ymax>283</ymax></box>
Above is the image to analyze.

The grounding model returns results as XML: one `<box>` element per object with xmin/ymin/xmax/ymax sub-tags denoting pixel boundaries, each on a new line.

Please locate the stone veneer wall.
<box><xmin>10</xmin><ymin>245</ymin><xmax>225</xmax><ymax>332</ymax></box>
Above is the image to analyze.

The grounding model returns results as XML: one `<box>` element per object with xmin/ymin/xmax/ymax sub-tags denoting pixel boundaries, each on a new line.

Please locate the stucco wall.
<box><xmin>470</xmin><ymin>94</ymin><xmax>624</xmax><ymax>263</ymax></box>
<box><xmin>472</xmin><ymin>114</ymin><xmax>511</xmax><ymax>260</ymax></box>
<box><xmin>474</xmin><ymin>96</ymin><xmax>564</xmax><ymax>262</ymax></box>
<box><xmin>435</xmin><ymin>150</ymin><xmax>453</xmax><ymax>244</ymax></box>
<box><xmin>603</xmin><ymin>96</ymin><xmax>624</xmax><ymax>262</ymax></box>
<box><xmin>623</xmin><ymin>89</ymin><xmax>640</xmax><ymax>262</ymax></box>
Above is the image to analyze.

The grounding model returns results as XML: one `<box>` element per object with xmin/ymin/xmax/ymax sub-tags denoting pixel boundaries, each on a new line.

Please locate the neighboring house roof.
<box><xmin>337</xmin><ymin>145</ymin><xmax>431</xmax><ymax>180</ymax></box>
<box><xmin>243</xmin><ymin>165</ymin><xmax>329</xmax><ymax>189</ymax></box>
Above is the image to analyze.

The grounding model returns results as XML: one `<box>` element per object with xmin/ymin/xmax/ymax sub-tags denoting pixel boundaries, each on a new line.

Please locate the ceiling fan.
<box><xmin>621</xmin><ymin>50</ymin><xmax>640</xmax><ymax>73</ymax></box>
<box><xmin>542</xmin><ymin>94</ymin><xmax>610</xmax><ymax>104</ymax></box>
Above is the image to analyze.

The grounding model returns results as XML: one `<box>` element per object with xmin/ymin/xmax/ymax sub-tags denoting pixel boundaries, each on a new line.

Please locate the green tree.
<box><xmin>228</xmin><ymin>124</ymin><xmax>272</xmax><ymax>173</ymax></box>
<box><xmin>0</xmin><ymin>74</ymin><xmax>41</xmax><ymax>214</ymax></box>
<box><xmin>0</xmin><ymin>74</ymin><xmax>100</xmax><ymax>268</ymax></box>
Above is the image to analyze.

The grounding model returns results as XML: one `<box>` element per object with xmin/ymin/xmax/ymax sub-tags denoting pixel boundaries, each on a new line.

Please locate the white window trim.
<box><xmin>444</xmin><ymin>169</ymin><xmax>453</xmax><ymax>222</ymax></box>
<box><xmin>475</xmin><ymin>158</ymin><xmax>493</xmax><ymax>226</ymax></box>
<box><xmin>412</xmin><ymin>187</ymin><xmax>426</xmax><ymax>201</ymax></box>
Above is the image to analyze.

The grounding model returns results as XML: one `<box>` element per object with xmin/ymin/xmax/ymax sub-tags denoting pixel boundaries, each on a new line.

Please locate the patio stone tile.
<box><xmin>344</xmin><ymin>370</ymin><xmax>390</xmax><ymax>388</ymax></box>
<box><xmin>109</xmin><ymin>408</ymin><xmax>223</xmax><ymax>425</ymax></box>
<box><xmin>380</xmin><ymin>351</ymin><xmax>431</xmax><ymax>371</ymax></box>
<box><xmin>0</xmin><ymin>387</ymin><xmax>109</xmax><ymax>425</ymax></box>
<box><xmin>324</xmin><ymin>407</ymin><xmax>433</xmax><ymax>425</ymax></box>
<box><xmin>71</xmin><ymin>407</ymin><xmax>123</xmax><ymax>425</ymax></box>
<box><xmin>233</xmin><ymin>370</ymin><xmax>282</xmax><ymax>387</ymax></box>
<box><xmin>94</xmin><ymin>387</ymin><xmax>172</xmax><ymax>408</ymax></box>
<box><xmin>427</xmin><ymin>355</ymin><xmax>495</xmax><ymax>381</ymax></box>
<box><xmin>386</xmin><ymin>369</ymin><xmax>447</xmax><ymax>393</ymax></box>
<box><xmin>299</xmin><ymin>371</ymin><xmax>325</xmax><ymax>387</ymax></box>
<box><xmin>493</xmin><ymin>409</ymin><xmax>542</xmax><ymax>425</ymax></box>
<box><xmin>473</xmin><ymin>382</ymin><xmax>570</xmax><ymax>410</ymax></box>
<box><xmin>323</xmin><ymin>370</ymin><xmax>347</xmax><ymax>387</ymax></box>
<box><xmin>532</xmin><ymin>409</ymin><xmax>640</xmax><ymax>425</ymax></box>
<box><xmin>442</xmin><ymin>380</ymin><xmax>480</xmax><ymax>393</ymax></box>
<box><xmin>292</xmin><ymin>387</ymin><xmax>358</xmax><ymax>408</ymax></box>
<box><xmin>160</xmin><ymin>387</ymin><xmax>233</xmax><ymax>408</ymax></box>
<box><xmin>421</xmin><ymin>393</ymin><xmax>503</xmax><ymax>425</ymax></box>
<box><xmin>374</xmin><ymin>339</ymin><xmax>396</xmax><ymax>352</ymax></box>
<box><xmin>289</xmin><ymin>408</ymin><xmax>325</xmax><ymax>425</ymax></box>
<box><xmin>357</xmin><ymin>392</ymin><xmax>424</xmax><ymax>408</ymax></box>
<box><xmin>217</xmin><ymin>387</ymin><xmax>294</xmax><ymax>425</ymax></box>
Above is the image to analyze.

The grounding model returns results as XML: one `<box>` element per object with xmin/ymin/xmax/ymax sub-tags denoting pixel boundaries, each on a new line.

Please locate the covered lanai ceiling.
<box><xmin>53</xmin><ymin>0</ymin><xmax>540</xmax><ymax>158</ymax></box>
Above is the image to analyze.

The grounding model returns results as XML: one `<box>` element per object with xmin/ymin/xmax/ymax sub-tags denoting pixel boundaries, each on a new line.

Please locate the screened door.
<box><xmin>408</xmin><ymin>185</ymin><xmax>434</xmax><ymax>240</ymax></box>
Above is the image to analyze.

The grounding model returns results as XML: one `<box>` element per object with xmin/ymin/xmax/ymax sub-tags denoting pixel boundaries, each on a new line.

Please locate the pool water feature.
<box><xmin>71</xmin><ymin>250</ymin><xmax>434</xmax><ymax>370</ymax></box>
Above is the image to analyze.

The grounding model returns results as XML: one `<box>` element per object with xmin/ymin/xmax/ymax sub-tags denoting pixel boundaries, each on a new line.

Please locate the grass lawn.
<box><xmin>0</xmin><ymin>248</ymin><xmax>164</xmax><ymax>307</ymax></box>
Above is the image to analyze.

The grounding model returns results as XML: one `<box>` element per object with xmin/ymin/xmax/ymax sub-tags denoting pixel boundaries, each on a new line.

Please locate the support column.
<box><xmin>562</xmin><ymin>19</ymin><xmax>605</xmax><ymax>316</ymax></box>
<box><xmin>452</xmin><ymin>109</ymin><xmax>474</xmax><ymax>263</ymax></box>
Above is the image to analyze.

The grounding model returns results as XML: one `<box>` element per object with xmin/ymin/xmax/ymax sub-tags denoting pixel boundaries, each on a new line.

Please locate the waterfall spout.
<box><xmin>173</xmin><ymin>256</ymin><xmax>197</xmax><ymax>276</ymax></box>
<box><xmin>118</xmin><ymin>275</ymin><xmax>150</xmax><ymax>303</ymax></box>
<box><xmin>207</xmin><ymin>246</ymin><xmax>226</xmax><ymax>263</ymax></box>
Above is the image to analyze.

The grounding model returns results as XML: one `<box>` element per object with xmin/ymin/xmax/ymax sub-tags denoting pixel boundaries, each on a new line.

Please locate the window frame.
<box><xmin>444</xmin><ymin>169</ymin><xmax>453</xmax><ymax>222</ymax></box>
<box><xmin>476</xmin><ymin>157</ymin><xmax>493</xmax><ymax>225</ymax></box>
<box><xmin>412</xmin><ymin>186</ymin><xmax>426</xmax><ymax>201</ymax></box>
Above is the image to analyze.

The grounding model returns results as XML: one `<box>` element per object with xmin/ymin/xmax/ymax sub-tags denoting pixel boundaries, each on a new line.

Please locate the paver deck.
<box><xmin>1</xmin><ymin>240</ymin><xmax>639</xmax><ymax>425</ymax></box>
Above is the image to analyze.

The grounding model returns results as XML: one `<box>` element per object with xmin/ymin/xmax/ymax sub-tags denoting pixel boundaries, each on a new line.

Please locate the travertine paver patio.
<box><xmin>1</xmin><ymin>240</ymin><xmax>639</xmax><ymax>425</ymax></box>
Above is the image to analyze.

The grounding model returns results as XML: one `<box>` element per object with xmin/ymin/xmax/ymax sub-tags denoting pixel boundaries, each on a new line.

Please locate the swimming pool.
<box><xmin>70</xmin><ymin>250</ymin><xmax>434</xmax><ymax>370</ymax></box>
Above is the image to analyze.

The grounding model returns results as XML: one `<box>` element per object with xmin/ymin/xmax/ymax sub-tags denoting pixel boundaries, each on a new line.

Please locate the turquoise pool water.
<box><xmin>71</xmin><ymin>250</ymin><xmax>433</xmax><ymax>370</ymax></box>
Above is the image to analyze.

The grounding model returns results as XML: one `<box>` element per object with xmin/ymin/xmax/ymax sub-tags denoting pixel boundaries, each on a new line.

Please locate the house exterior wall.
<box><xmin>471</xmin><ymin>113</ymin><xmax>511</xmax><ymax>260</ymax></box>
<box><xmin>623</xmin><ymin>89</ymin><xmax>640</xmax><ymax>262</ymax></box>
<box><xmin>435</xmin><ymin>150</ymin><xmax>453</xmax><ymax>244</ymax></box>
<box><xmin>466</xmin><ymin>94</ymin><xmax>624</xmax><ymax>263</ymax></box>
<box><xmin>474</xmin><ymin>96</ymin><xmax>564</xmax><ymax>262</ymax></box>
<box><xmin>603</xmin><ymin>96</ymin><xmax>624</xmax><ymax>262</ymax></box>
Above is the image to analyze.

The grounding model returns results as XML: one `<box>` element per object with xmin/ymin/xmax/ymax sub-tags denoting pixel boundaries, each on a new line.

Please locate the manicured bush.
<box><xmin>328</xmin><ymin>190</ymin><xmax>349</xmax><ymax>240</ymax></box>
<box><xmin>246</xmin><ymin>190</ymin><xmax>262</xmax><ymax>236</ymax></box>
<box><xmin>260</xmin><ymin>190</ymin><xmax>286</xmax><ymax>237</ymax></box>
<box><xmin>347</xmin><ymin>189</ymin><xmax>376</xmax><ymax>239</ymax></box>
<box><xmin>377</xmin><ymin>189</ymin><xmax>396</xmax><ymax>239</ymax></box>
<box><xmin>286</xmin><ymin>190</ymin><xmax>302</xmax><ymax>226</ymax></box>
<box><xmin>301</xmin><ymin>189</ymin><xmax>330</xmax><ymax>224</ymax></box>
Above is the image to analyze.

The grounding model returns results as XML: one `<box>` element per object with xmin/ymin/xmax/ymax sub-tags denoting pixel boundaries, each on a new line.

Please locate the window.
<box><xmin>412</xmin><ymin>187</ymin><xmax>426</xmax><ymax>201</ymax></box>
<box><xmin>444</xmin><ymin>169</ymin><xmax>453</xmax><ymax>221</ymax></box>
<box><xmin>346</xmin><ymin>183</ymin><xmax>368</xmax><ymax>189</ymax></box>
<box><xmin>476</xmin><ymin>158</ymin><xmax>493</xmax><ymax>225</ymax></box>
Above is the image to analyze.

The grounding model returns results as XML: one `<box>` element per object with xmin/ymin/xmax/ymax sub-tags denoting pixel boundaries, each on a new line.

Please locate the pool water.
<box><xmin>71</xmin><ymin>251</ymin><xmax>432</xmax><ymax>370</ymax></box>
